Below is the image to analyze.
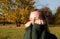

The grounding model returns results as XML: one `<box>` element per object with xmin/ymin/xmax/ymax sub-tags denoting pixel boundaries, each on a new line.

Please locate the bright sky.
<box><xmin>34</xmin><ymin>0</ymin><xmax>60</xmax><ymax>14</ymax></box>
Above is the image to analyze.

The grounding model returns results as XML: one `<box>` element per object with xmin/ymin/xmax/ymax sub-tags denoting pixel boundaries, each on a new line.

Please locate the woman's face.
<box><xmin>30</xmin><ymin>11</ymin><xmax>40</xmax><ymax>21</ymax></box>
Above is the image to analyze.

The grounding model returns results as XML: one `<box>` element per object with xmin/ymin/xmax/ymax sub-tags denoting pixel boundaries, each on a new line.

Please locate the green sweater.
<box><xmin>23</xmin><ymin>23</ymin><xmax>48</xmax><ymax>39</ymax></box>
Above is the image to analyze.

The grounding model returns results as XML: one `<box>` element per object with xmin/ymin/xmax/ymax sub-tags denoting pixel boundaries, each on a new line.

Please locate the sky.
<box><xmin>34</xmin><ymin>0</ymin><xmax>60</xmax><ymax>14</ymax></box>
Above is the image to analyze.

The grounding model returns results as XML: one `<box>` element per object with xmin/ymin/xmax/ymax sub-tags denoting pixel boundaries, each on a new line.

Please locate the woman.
<box><xmin>23</xmin><ymin>9</ymin><xmax>50</xmax><ymax>39</ymax></box>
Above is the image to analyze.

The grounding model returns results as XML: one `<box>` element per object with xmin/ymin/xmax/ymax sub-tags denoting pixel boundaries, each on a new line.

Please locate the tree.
<box><xmin>55</xmin><ymin>7</ymin><xmax>60</xmax><ymax>24</ymax></box>
<box><xmin>0</xmin><ymin>0</ymin><xmax>8</xmax><ymax>25</ymax></box>
<box><xmin>17</xmin><ymin>0</ymin><xmax>34</xmax><ymax>23</ymax></box>
<box><xmin>0</xmin><ymin>0</ymin><xmax>35</xmax><ymax>26</ymax></box>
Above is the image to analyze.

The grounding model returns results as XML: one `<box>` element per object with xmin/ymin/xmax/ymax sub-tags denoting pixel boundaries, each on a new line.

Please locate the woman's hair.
<box><xmin>31</xmin><ymin>9</ymin><xmax>40</xmax><ymax>12</ymax></box>
<box><xmin>31</xmin><ymin>9</ymin><xmax>46</xmax><ymax>21</ymax></box>
<box><xmin>31</xmin><ymin>9</ymin><xmax>49</xmax><ymax>32</ymax></box>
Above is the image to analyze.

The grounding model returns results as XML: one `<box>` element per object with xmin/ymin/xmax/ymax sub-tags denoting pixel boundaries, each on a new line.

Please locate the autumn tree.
<box><xmin>7</xmin><ymin>0</ymin><xmax>34</xmax><ymax>26</ymax></box>
<box><xmin>0</xmin><ymin>0</ymin><xmax>8</xmax><ymax>25</ymax></box>
<box><xmin>0</xmin><ymin>0</ymin><xmax>34</xmax><ymax>26</ymax></box>
<box><xmin>55</xmin><ymin>6</ymin><xmax>60</xmax><ymax>24</ymax></box>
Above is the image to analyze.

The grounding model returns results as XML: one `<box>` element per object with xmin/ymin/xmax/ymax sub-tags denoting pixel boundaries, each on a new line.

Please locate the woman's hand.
<box><xmin>25</xmin><ymin>19</ymin><xmax>44</xmax><ymax>28</ymax></box>
<box><xmin>25</xmin><ymin>18</ymin><xmax>35</xmax><ymax>28</ymax></box>
<box><xmin>25</xmin><ymin>21</ymin><xmax>32</xmax><ymax>28</ymax></box>
<box><xmin>35</xmin><ymin>19</ymin><xmax>44</xmax><ymax>25</ymax></box>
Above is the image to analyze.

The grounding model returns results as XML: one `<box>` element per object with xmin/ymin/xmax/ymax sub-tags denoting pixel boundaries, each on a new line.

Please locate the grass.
<box><xmin>0</xmin><ymin>27</ymin><xmax>25</xmax><ymax>39</ymax></box>
<box><xmin>49</xmin><ymin>26</ymin><xmax>60</xmax><ymax>39</ymax></box>
<box><xmin>0</xmin><ymin>25</ymin><xmax>60</xmax><ymax>39</ymax></box>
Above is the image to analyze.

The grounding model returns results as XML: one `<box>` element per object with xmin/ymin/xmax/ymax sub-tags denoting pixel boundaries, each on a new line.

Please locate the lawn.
<box><xmin>0</xmin><ymin>25</ymin><xmax>60</xmax><ymax>39</ymax></box>
<box><xmin>49</xmin><ymin>26</ymin><xmax>60</xmax><ymax>39</ymax></box>
<box><xmin>0</xmin><ymin>27</ymin><xmax>25</xmax><ymax>39</ymax></box>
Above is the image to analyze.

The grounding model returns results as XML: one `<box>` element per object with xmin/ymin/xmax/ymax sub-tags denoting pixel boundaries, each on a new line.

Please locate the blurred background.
<box><xmin>0</xmin><ymin>0</ymin><xmax>60</xmax><ymax>39</ymax></box>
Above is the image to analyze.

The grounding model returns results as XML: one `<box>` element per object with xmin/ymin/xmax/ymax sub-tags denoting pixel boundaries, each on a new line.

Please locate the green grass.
<box><xmin>0</xmin><ymin>25</ymin><xmax>60</xmax><ymax>39</ymax></box>
<box><xmin>0</xmin><ymin>27</ymin><xmax>25</xmax><ymax>39</ymax></box>
<box><xmin>49</xmin><ymin>26</ymin><xmax>60</xmax><ymax>39</ymax></box>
